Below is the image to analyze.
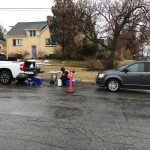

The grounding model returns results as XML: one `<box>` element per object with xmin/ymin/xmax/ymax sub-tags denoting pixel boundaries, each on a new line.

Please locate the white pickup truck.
<box><xmin>0</xmin><ymin>53</ymin><xmax>42</xmax><ymax>85</ymax></box>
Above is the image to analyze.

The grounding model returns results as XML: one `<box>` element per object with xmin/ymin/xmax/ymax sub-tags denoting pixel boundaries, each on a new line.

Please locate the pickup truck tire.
<box><xmin>0</xmin><ymin>70</ymin><xmax>13</xmax><ymax>85</ymax></box>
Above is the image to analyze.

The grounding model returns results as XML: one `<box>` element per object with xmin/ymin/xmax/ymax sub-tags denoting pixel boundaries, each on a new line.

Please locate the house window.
<box><xmin>29</xmin><ymin>30</ymin><xmax>36</xmax><ymax>37</ymax></box>
<box><xmin>45</xmin><ymin>38</ymin><xmax>56</xmax><ymax>46</ymax></box>
<box><xmin>13</xmin><ymin>39</ymin><xmax>23</xmax><ymax>46</ymax></box>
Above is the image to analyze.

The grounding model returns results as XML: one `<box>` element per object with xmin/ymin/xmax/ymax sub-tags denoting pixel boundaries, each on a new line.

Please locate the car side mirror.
<box><xmin>123</xmin><ymin>68</ymin><xmax>129</xmax><ymax>73</ymax></box>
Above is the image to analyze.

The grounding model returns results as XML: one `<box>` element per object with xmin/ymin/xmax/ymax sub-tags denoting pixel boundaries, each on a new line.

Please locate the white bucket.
<box><xmin>57</xmin><ymin>79</ymin><xmax>62</xmax><ymax>86</ymax></box>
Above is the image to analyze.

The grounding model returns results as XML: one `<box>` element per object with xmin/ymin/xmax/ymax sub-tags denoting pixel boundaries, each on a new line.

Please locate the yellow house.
<box><xmin>0</xmin><ymin>40</ymin><xmax>6</xmax><ymax>54</ymax></box>
<box><xmin>6</xmin><ymin>21</ymin><xmax>57</xmax><ymax>58</ymax></box>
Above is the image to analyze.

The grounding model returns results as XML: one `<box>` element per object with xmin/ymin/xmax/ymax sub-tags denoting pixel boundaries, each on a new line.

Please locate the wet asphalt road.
<box><xmin>0</xmin><ymin>83</ymin><xmax>150</xmax><ymax>150</ymax></box>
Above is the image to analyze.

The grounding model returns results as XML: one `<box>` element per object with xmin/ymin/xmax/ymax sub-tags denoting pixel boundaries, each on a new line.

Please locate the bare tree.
<box><xmin>74</xmin><ymin>0</ymin><xmax>150</xmax><ymax>68</ymax></box>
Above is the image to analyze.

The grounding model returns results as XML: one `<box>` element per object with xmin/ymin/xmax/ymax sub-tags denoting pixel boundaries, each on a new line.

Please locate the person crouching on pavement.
<box><xmin>60</xmin><ymin>67</ymin><xmax>69</xmax><ymax>86</ymax></box>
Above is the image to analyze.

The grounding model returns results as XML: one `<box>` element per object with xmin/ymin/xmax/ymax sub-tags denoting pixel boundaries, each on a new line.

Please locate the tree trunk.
<box><xmin>102</xmin><ymin>49</ymin><xmax>118</xmax><ymax>70</ymax></box>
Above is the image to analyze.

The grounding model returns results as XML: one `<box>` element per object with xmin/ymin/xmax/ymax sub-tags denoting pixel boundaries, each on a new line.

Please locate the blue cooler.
<box><xmin>34</xmin><ymin>77</ymin><xmax>44</xmax><ymax>85</ymax></box>
<box><xmin>28</xmin><ymin>79</ymin><xmax>34</xmax><ymax>86</ymax></box>
<box><xmin>66</xmin><ymin>79</ymin><xmax>75</xmax><ymax>86</ymax></box>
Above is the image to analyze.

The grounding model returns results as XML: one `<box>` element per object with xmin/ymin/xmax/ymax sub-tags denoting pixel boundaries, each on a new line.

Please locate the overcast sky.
<box><xmin>0</xmin><ymin>0</ymin><xmax>54</xmax><ymax>31</ymax></box>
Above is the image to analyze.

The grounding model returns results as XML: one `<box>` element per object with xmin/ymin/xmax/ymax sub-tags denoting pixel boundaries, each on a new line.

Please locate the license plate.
<box><xmin>24</xmin><ymin>72</ymin><xmax>34</xmax><ymax>74</ymax></box>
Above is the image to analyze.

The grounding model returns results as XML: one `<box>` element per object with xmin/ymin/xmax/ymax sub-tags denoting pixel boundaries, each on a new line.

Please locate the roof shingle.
<box><xmin>7</xmin><ymin>21</ymin><xmax>47</xmax><ymax>36</ymax></box>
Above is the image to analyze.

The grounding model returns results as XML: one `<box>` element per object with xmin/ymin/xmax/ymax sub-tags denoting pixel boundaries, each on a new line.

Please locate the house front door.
<box><xmin>32</xmin><ymin>46</ymin><xmax>37</xmax><ymax>58</ymax></box>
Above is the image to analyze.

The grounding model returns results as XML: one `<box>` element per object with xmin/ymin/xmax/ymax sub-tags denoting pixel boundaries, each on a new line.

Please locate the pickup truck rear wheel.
<box><xmin>0</xmin><ymin>71</ymin><xmax>12</xmax><ymax>85</ymax></box>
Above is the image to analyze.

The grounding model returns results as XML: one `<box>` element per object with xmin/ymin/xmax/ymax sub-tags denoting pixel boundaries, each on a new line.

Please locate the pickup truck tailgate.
<box><xmin>24</xmin><ymin>60</ymin><xmax>43</xmax><ymax>74</ymax></box>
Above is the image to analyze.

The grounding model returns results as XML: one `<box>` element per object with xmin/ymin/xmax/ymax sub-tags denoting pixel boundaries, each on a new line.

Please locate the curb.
<box><xmin>43</xmin><ymin>78</ymin><xmax>95</xmax><ymax>85</ymax></box>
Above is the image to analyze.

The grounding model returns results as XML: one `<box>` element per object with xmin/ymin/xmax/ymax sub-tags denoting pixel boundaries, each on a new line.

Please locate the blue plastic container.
<box><xmin>28</xmin><ymin>79</ymin><xmax>34</xmax><ymax>87</ymax></box>
<box><xmin>66</xmin><ymin>79</ymin><xmax>75</xmax><ymax>86</ymax></box>
<box><xmin>34</xmin><ymin>77</ymin><xmax>44</xmax><ymax>85</ymax></box>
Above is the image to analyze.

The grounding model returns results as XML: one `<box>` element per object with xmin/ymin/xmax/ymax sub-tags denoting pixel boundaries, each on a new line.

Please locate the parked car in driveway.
<box><xmin>96</xmin><ymin>61</ymin><xmax>150</xmax><ymax>92</ymax></box>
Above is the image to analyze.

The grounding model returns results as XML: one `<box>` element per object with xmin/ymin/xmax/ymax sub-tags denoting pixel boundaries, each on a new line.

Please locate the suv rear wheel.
<box><xmin>106</xmin><ymin>79</ymin><xmax>120</xmax><ymax>92</ymax></box>
<box><xmin>0</xmin><ymin>70</ymin><xmax>12</xmax><ymax>85</ymax></box>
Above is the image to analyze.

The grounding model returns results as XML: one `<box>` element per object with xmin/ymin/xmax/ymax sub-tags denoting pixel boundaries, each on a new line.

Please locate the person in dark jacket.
<box><xmin>60</xmin><ymin>67</ymin><xmax>69</xmax><ymax>86</ymax></box>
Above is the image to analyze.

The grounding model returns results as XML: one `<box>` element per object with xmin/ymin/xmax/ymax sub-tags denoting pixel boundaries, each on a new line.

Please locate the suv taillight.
<box><xmin>20</xmin><ymin>63</ymin><xmax>25</xmax><ymax>71</ymax></box>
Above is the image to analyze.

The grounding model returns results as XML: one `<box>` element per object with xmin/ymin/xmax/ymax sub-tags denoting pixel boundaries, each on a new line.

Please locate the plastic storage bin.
<box><xmin>34</xmin><ymin>77</ymin><xmax>44</xmax><ymax>85</ymax></box>
<box><xmin>66</xmin><ymin>79</ymin><xmax>75</xmax><ymax>86</ymax></box>
<box><xmin>28</xmin><ymin>79</ymin><xmax>34</xmax><ymax>86</ymax></box>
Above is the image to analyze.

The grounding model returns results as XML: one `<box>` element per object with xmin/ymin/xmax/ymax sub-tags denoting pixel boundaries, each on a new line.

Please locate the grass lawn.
<box><xmin>38</xmin><ymin>65</ymin><xmax>98</xmax><ymax>83</ymax></box>
<box><xmin>37</xmin><ymin>59</ymin><xmax>133</xmax><ymax>83</ymax></box>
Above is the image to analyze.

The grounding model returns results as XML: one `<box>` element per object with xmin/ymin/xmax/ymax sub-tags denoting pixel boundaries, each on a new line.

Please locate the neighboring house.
<box><xmin>6</xmin><ymin>21</ymin><xmax>58</xmax><ymax>58</ymax></box>
<box><xmin>0</xmin><ymin>40</ymin><xmax>6</xmax><ymax>53</ymax></box>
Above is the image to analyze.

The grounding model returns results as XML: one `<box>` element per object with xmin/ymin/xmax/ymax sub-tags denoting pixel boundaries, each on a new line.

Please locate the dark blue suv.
<box><xmin>96</xmin><ymin>61</ymin><xmax>150</xmax><ymax>92</ymax></box>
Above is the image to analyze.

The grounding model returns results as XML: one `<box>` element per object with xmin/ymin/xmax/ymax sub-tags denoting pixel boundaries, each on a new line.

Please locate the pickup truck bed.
<box><xmin>0</xmin><ymin>53</ymin><xmax>42</xmax><ymax>85</ymax></box>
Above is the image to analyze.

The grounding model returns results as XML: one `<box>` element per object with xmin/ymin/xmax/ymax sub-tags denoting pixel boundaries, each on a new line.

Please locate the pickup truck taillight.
<box><xmin>20</xmin><ymin>63</ymin><xmax>25</xmax><ymax>71</ymax></box>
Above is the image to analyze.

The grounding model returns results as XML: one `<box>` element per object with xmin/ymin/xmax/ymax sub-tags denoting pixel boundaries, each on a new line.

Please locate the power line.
<box><xmin>0</xmin><ymin>8</ymin><xmax>50</xmax><ymax>9</ymax></box>
<box><xmin>0</xmin><ymin>8</ymin><xmax>51</xmax><ymax>11</ymax></box>
<box><xmin>0</xmin><ymin>10</ymin><xmax>50</xmax><ymax>11</ymax></box>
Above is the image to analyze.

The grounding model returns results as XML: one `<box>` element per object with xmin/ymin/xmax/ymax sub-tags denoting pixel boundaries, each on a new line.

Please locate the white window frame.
<box><xmin>29</xmin><ymin>30</ymin><xmax>36</xmax><ymax>37</ymax></box>
<box><xmin>45</xmin><ymin>38</ymin><xmax>56</xmax><ymax>47</ymax></box>
<box><xmin>13</xmin><ymin>39</ymin><xmax>23</xmax><ymax>46</ymax></box>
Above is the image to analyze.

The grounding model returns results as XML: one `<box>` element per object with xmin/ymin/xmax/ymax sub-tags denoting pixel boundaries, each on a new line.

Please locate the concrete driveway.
<box><xmin>0</xmin><ymin>83</ymin><xmax>150</xmax><ymax>150</ymax></box>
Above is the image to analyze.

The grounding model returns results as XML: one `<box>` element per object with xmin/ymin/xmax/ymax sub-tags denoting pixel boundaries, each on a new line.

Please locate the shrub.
<box><xmin>74</xmin><ymin>44</ymin><xmax>97</xmax><ymax>60</ymax></box>
<box><xmin>85</xmin><ymin>56</ymin><xmax>98</xmax><ymax>70</ymax></box>
<box><xmin>81</xmin><ymin>44</ymin><xmax>97</xmax><ymax>57</ymax></box>
<box><xmin>54</xmin><ymin>48</ymin><xmax>63</xmax><ymax>59</ymax></box>
<box><xmin>37</xmin><ymin>51</ymin><xmax>45</xmax><ymax>59</ymax></box>
<box><xmin>101</xmin><ymin>58</ymin><xmax>119</xmax><ymax>69</ymax></box>
<box><xmin>96</xmin><ymin>49</ymin><xmax>119</xmax><ymax>69</ymax></box>
<box><xmin>22</xmin><ymin>51</ymin><xmax>30</xmax><ymax>59</ymax></box>
<box><xmin>96</xmin><ymin>49</ymin><xmax>111</xmax><ymax>59</ymax></box>
<box><xmin>44</xmin><ymin>54</ymin><xmax>56</xmax><ymax>59</ymax></box>
<box><xmin>8</xmin><ymin>53</ymin><xmax>23</xmax><ymax>60</ymax></box>
<box><xmin>123</xmin><ymin>49</ymin><xmax>132</xmax><ymax>60</ymax></box>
